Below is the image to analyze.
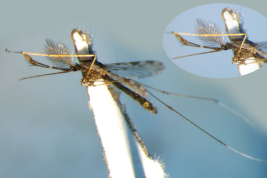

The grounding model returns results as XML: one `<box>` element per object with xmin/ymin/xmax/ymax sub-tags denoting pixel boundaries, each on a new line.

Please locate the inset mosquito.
<box><xmin>5</xmin><ymin>28</ymin><xmax>266</xmax><ymax>162</ymax></box>
<box><xmin>170</xmin><ymin>7</ymin><xmax>267</xmax><ymax>76</ymax></box>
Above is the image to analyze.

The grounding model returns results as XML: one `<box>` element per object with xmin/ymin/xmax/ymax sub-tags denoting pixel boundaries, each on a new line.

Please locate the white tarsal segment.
<box><xmin>72</xmin><ymin>32</ymin><xmax>89</xmax><ymax>55</ymax></box>
<box><xmin>223</xmin><ymin>10</ymin><xmax>240</xmax><ymax>34</ymax></box>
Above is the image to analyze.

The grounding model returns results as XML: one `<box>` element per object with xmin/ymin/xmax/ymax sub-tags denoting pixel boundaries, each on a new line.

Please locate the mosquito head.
<box><xmin>221</xmin><ymin>42</ymin><xmax>232</xmax><ymax>50</ymax></box>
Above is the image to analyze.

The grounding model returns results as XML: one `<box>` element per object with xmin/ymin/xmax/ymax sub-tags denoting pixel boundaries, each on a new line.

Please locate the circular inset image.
<box><xmin>163</xmin><ymin>4</ymin><xmax>267</xmax><ymax>78</ymax></box>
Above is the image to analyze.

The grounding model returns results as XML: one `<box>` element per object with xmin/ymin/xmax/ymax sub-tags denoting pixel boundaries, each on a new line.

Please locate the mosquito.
<box><xmin>5</xmin><ymin>28</ymin><xmax>266</xmax><ymax>162</ymax></box>
<box><xmin>171</xmin><ymin>7</ymin><xmax>267</xmax><ymax>76</ymax></box>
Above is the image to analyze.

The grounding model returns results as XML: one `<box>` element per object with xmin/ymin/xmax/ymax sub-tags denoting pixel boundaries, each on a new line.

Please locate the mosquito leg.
<box><xmin>18</xmin><ymin>71</ymin><xmax>71</xmax><ymax>81</ymax></box>
<box><xmin>171</xmin><ymin>32</ymin><xmax>226</xmax><ymax>60</ymax></box>
<box><xmin>22</xmin><ymin>52</ymin><xmax>53</xmax><ymax>68</ymax></box>
<box><xmin>6</xmin><ymin>49</ymin><xmax>73</xmax><ymax>71</ymax></box>
<box><xmin>173</xmin><ymin>32</ymin><xmax>201</xmax><ymax>47</ymax></box>
<box><xmin>22</xmin><ymin>53</ymin><xmax>75</xmax><ymax>70</ymax></box>
<box><xmin>133</xmin><ymin>80</ymin><xmax>254</xmax><ymax>127</ymax></box>
<box><xmin>172</xmin><ymin>32</ymin><xmax>222</xmax><ymax>50</ymax></box>
<box><xmin>5</xmin><ymin>49</ymin><xmax>76</xmax><ymax>80</ymax></box>
<box><xmin>145</xmin><ymin>88</ymin><xmax>266</xmax><ymax>163</ymax></box>
<box><xmin>171</xmin><ymin>50</ymin><xmax>222</xmax><ymax>60</ymax></box>
<box><xmin>86</xmin><ymin>54</ymin><xmax>97</xmax><ymax>76</ymax></box>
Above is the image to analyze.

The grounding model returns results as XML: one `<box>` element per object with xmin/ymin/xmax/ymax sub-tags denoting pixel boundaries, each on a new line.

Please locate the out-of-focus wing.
<box><xmin>105</xmin><ymin>60</ymin><xmax>164</xmax><ymax>79</ymax></box>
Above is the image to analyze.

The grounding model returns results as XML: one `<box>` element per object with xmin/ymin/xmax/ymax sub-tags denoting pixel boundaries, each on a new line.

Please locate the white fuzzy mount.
<box><xmin>238</xmin><ymin>58</ymin><xmax>261</xmax><ymax>76</ymax></box>
<box><xmin>72</xmin><ymin>27</ymin><xmax>166</xmax><ymax>177</ymax></box>
<box><xmin>87</xmin><ymin>82</ymin><xmax>165</xmax><ymax>178</ymax></box>
<box><xmin>72</xmin><ymin>31</ymin><xmax>89</xmax><ymax>55</ymax></box>
<box><xmin>222</xmin><ymin>10</ymin><xmax>240</xmax><ymax>34</ymax></box>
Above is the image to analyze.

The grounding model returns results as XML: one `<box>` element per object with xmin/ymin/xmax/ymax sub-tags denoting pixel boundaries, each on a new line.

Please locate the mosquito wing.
<box><xmin>43</xmin><ymin>39</ymin><xmax>75</xmax><ymax>69</ymax></box>
<box><xmin>195</xmin><ymin>19</ymin><xmax>225</xmax><ymax>47</ymax></box>
<box><xmin>256</xmin><ymin>42</ymin><xmax>267</xmax><ymax>53</ymax></box>
<box><xmin>105</xmin><ymin>61</ymin><xmax>164</xmax><ymax>79</ymax></box>
<box><xmin>247</xmin><ymin>42</ymin><xmax>267</xmax><ymax>59</ymax></box>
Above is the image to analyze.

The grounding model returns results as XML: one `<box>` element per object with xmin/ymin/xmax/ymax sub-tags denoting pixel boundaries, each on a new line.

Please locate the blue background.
<box><xmin>1</xmin><ymin>1</ymin><xmax>267</xmax><ymax>178</ymax></box>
